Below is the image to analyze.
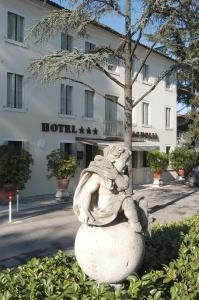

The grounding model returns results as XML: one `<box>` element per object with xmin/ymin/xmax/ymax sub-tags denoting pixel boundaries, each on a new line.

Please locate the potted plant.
<box><xmin>0</xmin><ymin>145</ymin><xmax>33</xmax><ymax>202</ymax></box>
<box><xmin>46</xmin><ymin>149</ymin><xmax>77</xmax><ymax>199</ymax></box>
<box><xmin>147</xmin><ymin>150</ymin><xmax>169</xmax><ymax>186</ymax></box>
<box><xmin>170</xmin><ymin>147</ymin><xmax>196</xmax><ymax>180</ymax></box>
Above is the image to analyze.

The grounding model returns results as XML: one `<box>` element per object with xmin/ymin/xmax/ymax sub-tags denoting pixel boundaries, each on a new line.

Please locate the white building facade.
<box><xmin>0</xmin><ymin>0</ymin><xmax>177</xmax><ymax>197</ymax></box>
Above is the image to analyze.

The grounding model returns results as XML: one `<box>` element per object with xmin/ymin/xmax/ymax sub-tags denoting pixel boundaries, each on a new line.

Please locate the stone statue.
<box><xmin>73</xmin><ymin>144</ymin><xmax>148</xmax><ymax>283</ymax></box>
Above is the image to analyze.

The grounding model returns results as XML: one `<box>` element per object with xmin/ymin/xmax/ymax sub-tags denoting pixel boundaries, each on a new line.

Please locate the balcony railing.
<box><xmin>104</xmin><ymin>120</ymin><xmax>124</xmax><ymax>137</ymax></box>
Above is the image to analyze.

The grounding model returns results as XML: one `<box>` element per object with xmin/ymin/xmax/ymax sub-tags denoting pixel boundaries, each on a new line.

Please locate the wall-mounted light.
<box><xmin>37</xmin><ymin>138</ymin><xmax>46</xmax><ymax>149</ymax></box>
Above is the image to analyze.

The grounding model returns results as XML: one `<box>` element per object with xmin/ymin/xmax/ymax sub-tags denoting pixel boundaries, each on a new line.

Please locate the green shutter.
<box><xmin>60</xmin><ymin>84</ymin><xmax>66</xmax><ymax>114</ymax></box>
<box><xmin>66</xmin><ymin>86</ymin><xmax>72</xmax><ymax>115</ymax></box>
<box><xmin>16</xmin><ymin>75</ymin><xmax>23</xmax><ymax>108</ymax></box>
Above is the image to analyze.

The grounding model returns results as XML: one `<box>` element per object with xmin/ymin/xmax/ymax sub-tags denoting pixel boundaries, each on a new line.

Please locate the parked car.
<box><xmin>188</xmin><ymin>165</ymin><xmax>199</xmax><ymax>187</ymax></box>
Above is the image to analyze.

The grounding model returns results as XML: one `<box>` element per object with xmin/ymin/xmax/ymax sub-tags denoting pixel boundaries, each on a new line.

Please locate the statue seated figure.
<box><xmin>73</xmin><ymin>144</ymin><xmax>148</xmax><ymax>234</ymax></box>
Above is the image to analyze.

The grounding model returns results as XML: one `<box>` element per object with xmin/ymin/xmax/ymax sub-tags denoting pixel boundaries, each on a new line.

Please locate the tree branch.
<box><xmin>132</xmin><ymin>65</ymin><xmax>177</xmax><ymax>108</ymax></box>
<box><xmin>56</xmin><ymin>76</ymin><xmax>125</xmax><ymax>109</ymax></box>
<box><xmin>131</xmin><ymin>39</ymin><xmax>158</xmax><ymax>85</ymax></box>
<box><xmin>96</xmin><ymin>63</ymin><xmax>125</xmax><ymax>88</ymax></box>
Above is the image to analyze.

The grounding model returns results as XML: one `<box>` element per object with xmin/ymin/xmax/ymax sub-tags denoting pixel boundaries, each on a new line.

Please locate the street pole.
<box><xmin>16</xmin><ymin>189</ymin><xmax>19</xmax><ymax>212</ymax></box>
<box><xmin>9</xmin><ymin>201</ymin><xmax>12</xmax><ymax>223</ymax></box>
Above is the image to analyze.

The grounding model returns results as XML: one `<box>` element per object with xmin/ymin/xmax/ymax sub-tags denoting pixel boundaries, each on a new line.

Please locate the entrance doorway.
<box><xmin>85</xmin><ymin>144</ymin><xmax>98</xmax><ymax>167</ymax></box>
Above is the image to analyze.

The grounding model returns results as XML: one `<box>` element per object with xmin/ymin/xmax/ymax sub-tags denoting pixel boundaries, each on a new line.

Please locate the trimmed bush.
<box><xmin>46</xmin><ymin>149</ymin><xmax>77</xmax><ymax>180</ymax></box>
<box><xmin>147</xmin><ymin>150</ymin><xmax>169</xmax><ymax>173</ymax></box>
<box><xmin>0</xmin><ymin>213</ymin><xmax>198</xmax><ymax>299</ymax></box>
<box><xmin>0</xmin><ymin>145</ymin><xmax>33</xmax><ymax>190</ymax></box>
<box><xmin>170</xmin><ymin>147</ymin><xmax>196</xmax><ymax>175</ymax></box>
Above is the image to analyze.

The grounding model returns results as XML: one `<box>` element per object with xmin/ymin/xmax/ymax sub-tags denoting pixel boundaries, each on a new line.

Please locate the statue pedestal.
<box><xmin>75</xmin><ymin>221</ymin><xmax>144</xmax><ymax>283</ymax></box>
<box><xmin>55</xmin><ymin>189</ymin><xmax>69</xmax><ymax>200</ymax></box>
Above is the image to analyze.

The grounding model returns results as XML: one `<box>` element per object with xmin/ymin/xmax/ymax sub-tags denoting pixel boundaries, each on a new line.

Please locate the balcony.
<box><xmin>104</xmin><ymin>120</ymin><xmax>124</xmax><ymax>137</ymax></box>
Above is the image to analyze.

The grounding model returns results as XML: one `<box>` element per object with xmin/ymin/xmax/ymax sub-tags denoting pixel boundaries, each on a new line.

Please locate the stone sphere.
<box><xmin>75</xmin><ymin>221</ymin><xmax>145</xmax><ymax>283</ymax></box>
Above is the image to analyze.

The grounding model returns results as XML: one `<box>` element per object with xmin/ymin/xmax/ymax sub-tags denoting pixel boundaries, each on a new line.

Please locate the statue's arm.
<box><xmin>79</xmin><ymin>174</ymin><xmax>100</xmax><ymax>223</ymax></box>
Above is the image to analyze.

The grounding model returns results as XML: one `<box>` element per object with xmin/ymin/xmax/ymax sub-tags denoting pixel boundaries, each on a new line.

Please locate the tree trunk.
<box><xmin>124</xmin><ymin>0</ymin><xmax>133</xmax><ymax>194</ymax></box>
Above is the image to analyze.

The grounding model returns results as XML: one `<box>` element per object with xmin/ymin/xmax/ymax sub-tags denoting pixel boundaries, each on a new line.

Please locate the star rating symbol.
<box><xmin>93</xmin><ymin>128</ymin><xmax>98</xmax><ymax>135</ymax></box>
<box><xmin>86</xmin><ymin>127</ymin><xmax>91</xmax><ymax>134</ymax></box>
<box><xmin>79</xmin><ymin>126</ymin><xmax>84</xmax><ymax>134</ymax></box>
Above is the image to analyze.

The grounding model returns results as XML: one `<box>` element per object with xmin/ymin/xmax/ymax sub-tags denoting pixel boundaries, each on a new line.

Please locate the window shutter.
<box><xmin>61</xmin><ymin>33</ymin><xmax>67</xmax><ymax>50</ymax></box>
<box><xmin>105</xmin><ymin>95</ymin><xmax>117</xmax><ymax>121</ymax></box>
<box><xmin>7</xmin><ymin>73</ymin><xmax>15</xmax><ymax>108</ymax></box>
<box><xmin>71</xmin><ymin>143</ymin><xmax>77</xmax><ymax>156</ymax></box>
<box><xmin>85</xmin><ymin>41</ymin><xmax>90</xmax><ymax>53</ymax></box>
<box><xmin>23</xmin><ymin>141</ymin><xmax>30</xmax><ymax>152</ymax></box>
<box><xmin>16</xmin><ymin>75</ymin><xmax>23</xmax><ymax>108</ymax></box>
<box><xmin>7</xmin><ymin>12</ymin><xmax>15</xmax><ymax>40</ymax></box>
<box><xmin>66</xmin><ymin>86</ymin><xmax>72</xmax><ymax>115</ymax></box>
<box><xmin>88</xmin><ymin>92</ymin><xmax>93</xmax><ymax>118</ymax></box>
<box><xmin>17</xmin><ymin>15</ymin><xmax>24</xmax><ymax>43</ymax></box>
<box><xmin>60</xmin><ymin>84</ymin><xmax>66</xmax><ymax>114</ymax></box>
<box><xmin>67</xmin><ymin>35</ymin><xmax>73</xmax><ymax>52</ymax></box>
<box><xmin>60</xmin><ymin>142</ymin><xmax>65</xmax><ymax>152</ymax></box>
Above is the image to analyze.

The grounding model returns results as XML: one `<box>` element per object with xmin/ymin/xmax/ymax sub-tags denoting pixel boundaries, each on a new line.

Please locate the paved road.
<box><xmin>0</xmin><ymin>184</ymin><xmax>198</xmax><ymax>270</ymax></box>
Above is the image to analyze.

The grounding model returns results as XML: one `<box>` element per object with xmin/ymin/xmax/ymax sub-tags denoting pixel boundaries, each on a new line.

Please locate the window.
<box><xmin>106</xmin><ymin>56</ymin><xmax>119</xmax><ymax>73</ymax></box>
<box><xmin>60</xmin><ymin>142</ymin><xmax>76</xmax><ymax>159</ymax></box>
<box><xmin>142</xmin><ymin>64</ymin><xmax>149</xmax><ymax>82</ymax></box>
<box><xmin>165</xmin><ymin>107</ymin><xmax>171</xmax><ymax>128</ymax></box>
<box><xmin>140</xmin><ymin>151</ymin><xmax>149</xmax><ymax>167</ymax></box>
<box><xmin>85</xmin><ymin>90</ymin><xmax>94</xmax><ymax>118</ymax></box>
<box><xmin>166</xmin><ymin>146</ymin><xmax>171</xmax><ymax>155</ymax></box>
<box><xmin>131</xmin><ymin>56</ymin><xmax>138</xmax><ymax>78</ymax></box>
<box><xmin>61</xmin><ymin>33</ymin><xmax>73</xmax><ymax>52</ymax></box>
<box><xmin>142</xmin><ymin>102</ymin><xmax>149</xmax><ymax>126</ymax></box>
<box><xmin>165</xmin><ymin>74</ymin><xmax>172</xmax><ymax>89</ymax></box>
<box><xmin>7</xmin><ymin>73</ymin><xmax>23</xmax><ymax>109</ymax></box>
<box><xmin>60</xmin><ymin>84</ymin><xmax>72</xmax><ymax>115</ymax></box>
<box><xmin>85</xmin><ymin>41</ymin><xmax>96</xmax><ymax>53</ymax></box>
<box><xmin>8</xmin><ymin>140</ymin><xmax>22</xmax><ymax>151</ymax></box>
<box><xmin>105</xmin><ymin>95</ymin><xmax>118</xmax><ymax>121</ymax></box>
<box><xmin>7</xmin><ymin>12</ymin><xmax>24</xmax><ymax>42</ymax></box>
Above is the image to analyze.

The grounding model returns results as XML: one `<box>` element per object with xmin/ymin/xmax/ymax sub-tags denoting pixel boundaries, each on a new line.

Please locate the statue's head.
<box><xmin>103</xmin><ymin>144</ymin><xmax>131</xmax><ymax>172</ymax></box>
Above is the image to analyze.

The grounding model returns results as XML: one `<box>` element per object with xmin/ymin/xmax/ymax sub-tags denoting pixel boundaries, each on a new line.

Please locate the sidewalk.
<box><xmin>0</xmin><ymin>193</ymin><xmax>73</xmax><ymax>214</ymax></box>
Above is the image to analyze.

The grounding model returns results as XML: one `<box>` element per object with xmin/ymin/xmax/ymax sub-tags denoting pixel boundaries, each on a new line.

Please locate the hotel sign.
<box><xmin>41</xmin><ymin>123</ymin><xmax>98</xmax><ymax>135</ymax></box>
<box><xmin>132</xmin><ymin>131</ymin><xmax>158</xmax><ymax>140</ymax></box>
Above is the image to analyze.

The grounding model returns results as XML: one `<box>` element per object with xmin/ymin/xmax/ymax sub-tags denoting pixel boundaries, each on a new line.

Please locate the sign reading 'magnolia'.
<box><xmin>41</xmin><ymin>123</ymin><xmax>98</xmax><ymax>135</ymax></box>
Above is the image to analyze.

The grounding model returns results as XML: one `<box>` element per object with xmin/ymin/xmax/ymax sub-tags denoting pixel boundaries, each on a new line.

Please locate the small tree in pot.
<box><xmin>46</xmin><ymin>149</ymin><xmax>77</xmax><ymax>199</ymax></box>
<box><xmin>170</xmin><ymin>147</ymin><xmax>196</xmax><ymax>179</ymax></box>
<box><xmin>0</xmin><ymin>145</ymin><xmax>33</xmax><ymax>202</ymax></box>
<box><xmin>147</xmin><ymin>150</ymin><xmax>169</xmax><ymax>186</ymax></box>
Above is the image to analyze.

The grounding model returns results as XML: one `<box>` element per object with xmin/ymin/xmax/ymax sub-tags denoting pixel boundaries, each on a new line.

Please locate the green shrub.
<box><xmin>46</xmin><ymin>149</ymin><xmax>77</xmax><ymax>180</ymax></box>
<box><xmin>0</xmin><ymin>213</ymin><xmax>198</xmax><ymax>299</ymax></box>
<box><xmin>0</xmin><ymin>145</ymin><xmax>33</xmax><ymax>190</ymax></box>
<box><xmin>170</xmin><ymin>147</ymin><xmax>196</xmax><ymax>174</ymax></box>
<box><xmin>147</xmin><ymin>150</ymin><xmax>169</xmax><ymax>173</ymax></box>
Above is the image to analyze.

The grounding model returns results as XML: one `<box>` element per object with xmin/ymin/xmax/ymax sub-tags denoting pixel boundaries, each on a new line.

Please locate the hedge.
<box><xmin>0</xmin><ymin>213</ymin><xmax>199</xmax><ymax>300</ymax></box>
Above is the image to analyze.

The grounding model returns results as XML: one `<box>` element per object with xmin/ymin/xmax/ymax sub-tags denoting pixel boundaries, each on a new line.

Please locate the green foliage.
<box><xmin>187</xmin><ymin>96</ymin><xmax>199</xmax><ymax>142</ymax></box>
<box><xmin>147</xmin><ymin>150</ymin><xmax>169</xmax><ymax>173</ymax></box>
<box><xmin>0</xmin><ymin>145</ymin><xmax>33</xmax><ymax>190</ymax></box>
<box><xmin>0</xmin><ymin>213</ymin><xmax>199</xmax><ymax>299</ymax></box>
<box><xmin>46</xmin><ymin>149</ymin><xmax>77</xmax><ymax>179</ymax></box>
<box><xmin>170</xmin><ymin>147</ymin><xmax>196</xmax><ymax>174</ymax></box>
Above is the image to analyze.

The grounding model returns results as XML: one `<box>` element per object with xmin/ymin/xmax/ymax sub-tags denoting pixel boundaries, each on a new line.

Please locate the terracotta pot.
<box><xmin>57</xmin><ymin>179</ymin><xmax>69</xmax><ymax>190</ymax></box>
<box><xmin>153</xmin><ymin>171</ymin><xmax>161</xmax><ymax>180</ymax></box>
<box><xmin>178</xmin><ymin>169</ymin><xmax>185</xmax><ymax>177</ymax></box>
